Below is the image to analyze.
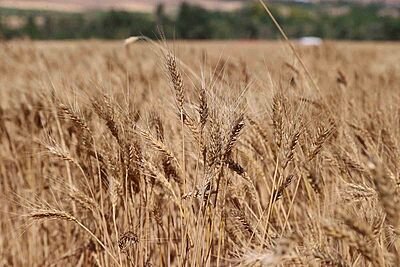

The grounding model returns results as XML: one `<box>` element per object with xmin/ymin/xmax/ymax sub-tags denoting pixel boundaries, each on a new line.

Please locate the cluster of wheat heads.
<box><xmin>0</xmin><ymin>40</ymin><xmax>400</xmax><ymax>266</ymax></box>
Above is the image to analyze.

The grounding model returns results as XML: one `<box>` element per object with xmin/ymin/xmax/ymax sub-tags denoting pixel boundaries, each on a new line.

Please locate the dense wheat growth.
<box><xmin>0</xmin><ymin>40</ymin><xmax>399</xmax><ymax>266</ymax></box>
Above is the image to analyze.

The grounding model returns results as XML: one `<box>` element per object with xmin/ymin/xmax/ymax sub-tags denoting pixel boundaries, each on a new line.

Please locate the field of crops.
<box><xmin>0</xmin><ymin>40</ymin><xmax>399</xmax><ymax>266</ymax></box>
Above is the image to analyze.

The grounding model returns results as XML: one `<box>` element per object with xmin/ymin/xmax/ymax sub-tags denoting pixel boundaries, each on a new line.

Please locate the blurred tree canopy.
<box><xmin>0</xmin><ymin>2</ymin><xmax>399</xmax><ymax>40</ymax></box>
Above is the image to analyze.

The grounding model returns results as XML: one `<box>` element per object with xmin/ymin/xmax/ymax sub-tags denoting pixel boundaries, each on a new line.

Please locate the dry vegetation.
<box><xmin>0</xmin><ymin>39</ymin><xmax>399</xmax><ymax>266</ymax></box>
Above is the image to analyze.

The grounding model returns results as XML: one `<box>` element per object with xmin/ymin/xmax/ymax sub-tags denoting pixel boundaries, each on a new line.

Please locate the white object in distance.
<box><xmin>298</xmin><ymin>36</ymin><xmax>322</xmax><ymax>46</ymax></box>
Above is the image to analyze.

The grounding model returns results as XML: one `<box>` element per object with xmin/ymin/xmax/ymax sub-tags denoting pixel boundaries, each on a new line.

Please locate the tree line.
<box><xmin>0</xmin><ymin>2</ymin><xmax>399</xmax><ymax>40</ymax></box>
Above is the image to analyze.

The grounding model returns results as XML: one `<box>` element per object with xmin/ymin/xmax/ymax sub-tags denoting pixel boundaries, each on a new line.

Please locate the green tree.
<box><xmin>176</xmin><ymin>3</ymin><xmax>213</xmax><ymax>39</ymax></box>
<box><xmin>24</xmin><ymin>15</ymin><xmax>39</xmax><ymax>38</ymax></box>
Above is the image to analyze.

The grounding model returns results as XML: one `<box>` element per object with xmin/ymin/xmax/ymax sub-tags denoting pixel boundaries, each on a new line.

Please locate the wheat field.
<box><xmin>0</xmin><ymin>40</ymin><xmax>399</xmax><ymax>266</ymax></box>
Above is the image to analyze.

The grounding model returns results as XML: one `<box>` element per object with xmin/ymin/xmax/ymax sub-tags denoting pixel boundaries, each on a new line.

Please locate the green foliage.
<box><xmin>176</xmin><ymin>3</ymin><xmax>212</xmax><ymax>39</ymax></box>
<box><xmin>0</xmin><ymin>3</ymin><xmax>399</xmax><ymax>40</ymax></box>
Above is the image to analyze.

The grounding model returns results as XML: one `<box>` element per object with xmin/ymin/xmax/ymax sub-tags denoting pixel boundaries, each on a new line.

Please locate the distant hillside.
<box><xmin>0</xmin><ymin>0</ymin><xmax>244</xmax><ymax>12</ymax></box>
<box><xmin>1</xmin><ymin>0</ymin><xmax>398</xmax><ymax>13</ymax></box>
